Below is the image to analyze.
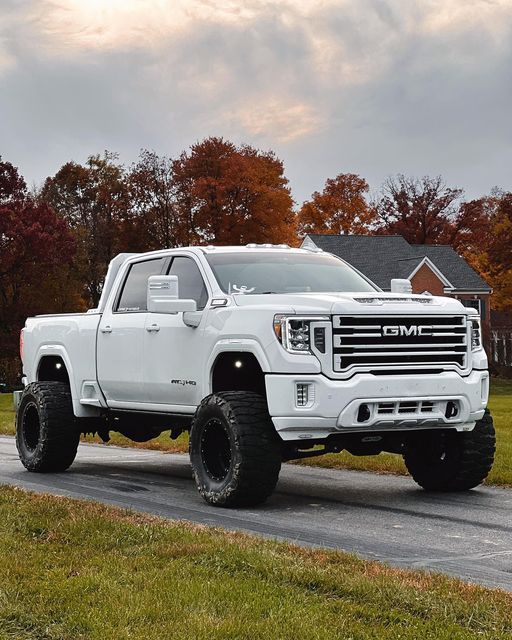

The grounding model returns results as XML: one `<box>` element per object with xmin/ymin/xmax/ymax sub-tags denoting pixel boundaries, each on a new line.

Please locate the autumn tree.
<box><xmin>125</xmin><ymin>150</ymin><xmax>185</xmax><ymax>251</ymax></box>
<box><xmin>297</xmin><ymin>173</ymin><xmax>375</xmax><ymax>237</ymax></box>
<box><xmin>41</xmin><ymin>152</ymin><xmax>129</xmax><ymax>306</ymax></box>
<box><xmin>464</xmin><ymin>191</ymin><xmax>512</xmax><ymax>310</ymax></box>
<box><xmin>171</xmin><ymin>137</ymin><xmax>296</xmax><ymax>245</ymax></box>
<box><xmin>0</xmin><ymin>159</ymin><xmax>77</xmax><ymax>385</ymax></box>
<box><xmin>375</xmin><ymin>175</ymin><xmax>466</xmax><ymax>245</ymax></box>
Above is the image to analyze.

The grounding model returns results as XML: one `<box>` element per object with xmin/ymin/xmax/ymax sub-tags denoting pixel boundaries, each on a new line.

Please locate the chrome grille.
<box><xmin>332</xmin><ymin>315</ymin><xmax>468</xmax><ymax>372</ymax></box>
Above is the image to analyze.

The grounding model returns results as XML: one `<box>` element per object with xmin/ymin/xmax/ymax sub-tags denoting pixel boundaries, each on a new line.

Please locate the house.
<box><xmin>301</xmin><ymin>234</ymin><xmax>492</xmax><ymax>342</ymax></box>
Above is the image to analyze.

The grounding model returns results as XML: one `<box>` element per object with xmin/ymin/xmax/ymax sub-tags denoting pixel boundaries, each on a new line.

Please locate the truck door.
<box><xmin>97</xmin><ymin>257</ymin><xmax>167</xmax><ymax>407</ymax></box>
<box><xmin>143</xmin><ymin>255</ymin><xmax>209</xmax><ymax>408</ymax></box>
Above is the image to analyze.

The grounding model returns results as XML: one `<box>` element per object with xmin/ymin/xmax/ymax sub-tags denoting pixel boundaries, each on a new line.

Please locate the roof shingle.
<box><xmin>303</xmin><ymin>234</ymin><xmax>491</xmax><ymax>292</ymax></box>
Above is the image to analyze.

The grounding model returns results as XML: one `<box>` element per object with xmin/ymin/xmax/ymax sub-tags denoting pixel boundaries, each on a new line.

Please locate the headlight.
<box><xmin>273</xmin><ymin>315</ymin><xmax>329</xmax><ymax>354</ymax></box>
<box><xmin>470</xmin><ymin>317</ymin><xmax>482</xmax><ymax>351</ymax></box>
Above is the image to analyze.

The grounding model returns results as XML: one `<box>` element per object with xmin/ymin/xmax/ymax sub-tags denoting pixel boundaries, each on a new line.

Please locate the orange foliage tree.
<box><xmin>171</xmin><ymin>137</ymin><xmax>296</xmax><ymax>245</ymax></box>
<box><xmin>297</xmin><ymin>173</ymin><xmax>375</xmax><ymax>237</ymax></box>
<box><xmin>463</xmin><ymin>191</ymin><xmax>512</xmax><ymax>310</ymax></box>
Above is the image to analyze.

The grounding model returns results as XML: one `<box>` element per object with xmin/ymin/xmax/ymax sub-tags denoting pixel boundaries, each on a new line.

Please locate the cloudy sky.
<box><xmin>1</xmin><ymin>0</ymin><xmax>511</xmax><ymax>204</ymax></box>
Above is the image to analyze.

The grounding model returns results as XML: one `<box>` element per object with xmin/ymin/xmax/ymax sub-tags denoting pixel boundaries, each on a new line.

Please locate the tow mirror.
<box><xmin>147</xmin><ymin>275</ymin><xmax>197</xmax><ymax>314</ymax></box>
<box><xmin>390</xmin><ymin>278</ymin><xmax>412</xmax><ymax>294</ymax></box>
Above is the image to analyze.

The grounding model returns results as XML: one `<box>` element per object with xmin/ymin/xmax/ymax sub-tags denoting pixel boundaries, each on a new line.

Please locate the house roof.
<box><xmin>303</xmin><ymin>234</ymin><xmax>491</xmax><ymax>292</ymax></box>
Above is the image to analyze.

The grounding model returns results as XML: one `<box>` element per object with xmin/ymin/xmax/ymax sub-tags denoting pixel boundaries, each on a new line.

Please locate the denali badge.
<box><xmin>382</xmin><ymin>325</ymin><xmax>433</xmax><ymax>337</ymax></box>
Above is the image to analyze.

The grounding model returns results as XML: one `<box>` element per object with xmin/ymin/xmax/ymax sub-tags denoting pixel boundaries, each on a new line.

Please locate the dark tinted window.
<box><xmin>461</xmin><ymin>298</ymin><xmax>483</xmax><ymax>316</ymax></box>
<box><xmin>116</xmin><ymin>258</ymin><xmax>166</xmax><ymax>312</ymax></box>
<box><xmin>168</xmin><ymin>257</ymin><xmax>208</xmax><ymax>310</ymax></box>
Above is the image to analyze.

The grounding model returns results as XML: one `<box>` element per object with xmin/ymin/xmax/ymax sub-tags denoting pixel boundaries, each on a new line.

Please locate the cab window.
<box><xmin>116</xmin><ymin>258</ymin><xmax>166</xmax><ymax>312</ymax></box>
<box><xmin>168</xmin><ymin>257</ymin><xmax>208</xmax><ymax>310</ymax></box>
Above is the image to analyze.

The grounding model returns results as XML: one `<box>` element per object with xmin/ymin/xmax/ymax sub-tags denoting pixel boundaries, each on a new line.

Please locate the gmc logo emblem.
<box><xmin>382</xmin><ymin>325</ymin><xmax>433</xmax><ymax>337</ymax></box>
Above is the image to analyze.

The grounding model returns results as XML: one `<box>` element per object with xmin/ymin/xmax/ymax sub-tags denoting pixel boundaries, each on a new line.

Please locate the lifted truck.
<box><xmin>14</xmin><ymin>245</ymin><xmax>495</xmax><ymax>506</ymax></box>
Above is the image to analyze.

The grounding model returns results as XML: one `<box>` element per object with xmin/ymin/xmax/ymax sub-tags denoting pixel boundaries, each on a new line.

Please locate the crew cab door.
<box><xmin>143</xmin><ymin>255</ymin><xmax>209</xmax><ymax>408</ymax></box>
<box><xmin>97</xmin><ymin>256</ymin><xmax>167</xmax><ymax>407</ymax></box>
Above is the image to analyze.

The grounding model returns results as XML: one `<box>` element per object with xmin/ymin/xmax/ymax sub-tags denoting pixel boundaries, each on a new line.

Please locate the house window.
<box><xmin>461</xmin><ymin>299</ymin><xmax>482</xmax><ymax>316</ymax></box>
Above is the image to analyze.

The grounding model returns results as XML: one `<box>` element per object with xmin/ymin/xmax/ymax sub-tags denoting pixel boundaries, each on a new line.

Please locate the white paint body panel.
<box><xmin>19</xmin><ymin>246</ymin><xmax>489</xmax><ymax>438</ymax></box>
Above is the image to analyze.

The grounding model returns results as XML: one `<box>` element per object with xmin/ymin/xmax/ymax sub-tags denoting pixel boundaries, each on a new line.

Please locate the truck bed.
<box><xmin>22</xmin><ymin>312</ymin><xmax>102</xmax><ymax>417</ymax></box>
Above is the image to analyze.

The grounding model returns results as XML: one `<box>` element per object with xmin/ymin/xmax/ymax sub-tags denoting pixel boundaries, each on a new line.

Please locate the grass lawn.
<box><xmin>1</xmin><ymin>377</ymin><xmax>511</xmax><ymax>486</ymax></box>
<box><xmin>0</xmin><ymin>487</ymin><xmax>510</xmax><ymax>640</ymax></box>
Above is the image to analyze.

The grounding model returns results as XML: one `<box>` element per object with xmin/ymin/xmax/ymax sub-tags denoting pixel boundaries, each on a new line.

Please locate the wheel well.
<box><xmin>37</xmin><ymin>356</ymin><xmax>70</xmax><ymax>386</ymax></box>
<box><xmin>211</xmin><ymin>352</ymin><xmax>266</xmax><ymax>399</ymax></box>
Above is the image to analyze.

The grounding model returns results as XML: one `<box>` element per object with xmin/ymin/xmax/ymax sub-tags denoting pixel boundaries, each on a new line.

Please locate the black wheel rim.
<box><xmin>22</xmin><ymin>402</ymin><xmax>41</xmax><ymax>451</ymax></box>
<box><xmin>421</xmin><ymin>432</ymin><xmax>458</xmax><ymax>468</ymax></box>
<box><xmin>200</xmin><ymin>418</ymin><xmax>232</xmax><ymax>482</ymax></box>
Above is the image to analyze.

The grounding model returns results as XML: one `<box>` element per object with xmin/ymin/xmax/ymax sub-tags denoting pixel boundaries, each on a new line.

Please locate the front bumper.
<box><xmin>265</xmin><ymin>370</ymin><xmax>489</xmax><ymax>441</ymax></box>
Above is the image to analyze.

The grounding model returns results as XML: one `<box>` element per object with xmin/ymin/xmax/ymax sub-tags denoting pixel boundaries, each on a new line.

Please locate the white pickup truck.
<box><xmin>15</xmin><ymin>245</ymin><xmax>495</xmax><ymax>506</ymax></box>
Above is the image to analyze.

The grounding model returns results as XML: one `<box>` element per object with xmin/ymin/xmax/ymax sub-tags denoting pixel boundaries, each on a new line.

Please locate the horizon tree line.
<box><xmin>1</xmin><ymin>136</ymin><xmax>511</xmax><ymax>383</ymax></box>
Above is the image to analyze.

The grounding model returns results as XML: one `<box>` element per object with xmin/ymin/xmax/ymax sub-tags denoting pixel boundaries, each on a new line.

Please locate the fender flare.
<box><xmin>32</xmin><ymin>345</ymin><xmax>88</xmax><ymax>418</ymax></box>
<box><xmin>206</xmin><ymin>339</ymin><xmax>271</xmax><ymax>395</ymax></box>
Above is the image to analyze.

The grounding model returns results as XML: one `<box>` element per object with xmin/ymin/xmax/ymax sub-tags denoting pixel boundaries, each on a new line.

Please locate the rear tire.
<box><xmin>403</xmin><ymin>409</ymin><xmax>495</xmax><ymax>491</ymax></box>
<box><xmin>189</xmin><ymin>391</ymin><xmax>282</xmax><ymax>507</ymax></box>
<box><xmin>16</xmin><ymin>382</ymin><xmax>79</xmax><ymax>472</ymax></box>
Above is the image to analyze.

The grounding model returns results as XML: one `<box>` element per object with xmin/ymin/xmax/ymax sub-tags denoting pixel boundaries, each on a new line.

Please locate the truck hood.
<box><xmin>232</xmin><ymin>291</ymin><xmax>469</xmax><ymax>315</ymax></box>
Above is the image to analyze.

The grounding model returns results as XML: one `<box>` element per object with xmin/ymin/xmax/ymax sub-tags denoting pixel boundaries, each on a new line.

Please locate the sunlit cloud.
<box><xmin>230</xmin><ymin>98</ymin><xmax>324</xmax><ymax>143</ymax></box>
<box><xmin>32</xmin><ymin>0</ymin><xmax>264</xmax><ymax>53</ymax></box>
<box><xmin>420</xmin><ymin>0</ymin><xmax>512</xmax><ymax>39</ymax></box>
<box><xmin>1</xmin><ymin>0</ymin><xmax>511</xmax><ymax>200</ymax></box>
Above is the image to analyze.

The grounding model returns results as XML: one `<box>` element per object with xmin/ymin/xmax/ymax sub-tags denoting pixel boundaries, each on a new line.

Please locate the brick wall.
<box><xmin>410</xmin><ymin>263</ymin><xmax>445</xmax><ymax>295</ymax></box>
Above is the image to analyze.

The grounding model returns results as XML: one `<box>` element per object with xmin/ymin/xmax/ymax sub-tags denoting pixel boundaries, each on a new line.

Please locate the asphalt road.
<box><xmin>1</xmin><ymin>435</ymin><xmax>511</xmax><ymax>591</ymax></box>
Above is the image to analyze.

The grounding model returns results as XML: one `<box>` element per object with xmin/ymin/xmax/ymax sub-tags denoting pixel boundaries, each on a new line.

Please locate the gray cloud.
<box><xmin>0</xmin><ymin>0</ymin><xmax>511</xmax><ymax>203</ymax></box>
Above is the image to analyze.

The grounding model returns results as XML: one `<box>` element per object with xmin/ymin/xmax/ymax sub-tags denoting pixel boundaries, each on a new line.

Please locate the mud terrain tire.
<box><xmin>190</xmin><ymin>392</ymin><xmax>281</xmax><ymax>507</ymax></box>
<box><xmin>16</xmin><ymin>382</ymin><xmax>79</xmax><ymax>472</ymax></box>
<box><xmin>404</xmin><ymin>409</ymin><xmax>495</xmax><ymax>491</ymax></box>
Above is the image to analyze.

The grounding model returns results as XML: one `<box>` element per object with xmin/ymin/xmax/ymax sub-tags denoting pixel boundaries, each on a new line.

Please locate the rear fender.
<box><xmin>32</xmin><ymin>346</ymin><xmax>99</xmax><ymax>418</ymax></box>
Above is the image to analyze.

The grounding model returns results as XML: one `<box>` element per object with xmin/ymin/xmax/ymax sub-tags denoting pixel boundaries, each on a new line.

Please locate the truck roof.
<box><xmin>95</xmin><ymin>245</ymin><xmax>322</xmax><ymax>312</ymax></box>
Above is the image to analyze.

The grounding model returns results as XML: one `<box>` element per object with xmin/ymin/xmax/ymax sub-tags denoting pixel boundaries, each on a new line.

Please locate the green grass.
<box><xmin>1</xmin><ymin>377</ymin><xmax>511</xmax><ymax>486</ymax></box>
<box><xmin>0</xmin><ymin>486</ymin><xmax>510</xmax><ymax>640</ymax></box>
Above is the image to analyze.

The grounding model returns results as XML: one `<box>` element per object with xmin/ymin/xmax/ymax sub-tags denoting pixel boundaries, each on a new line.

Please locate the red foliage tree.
<box><xmin>375</xmin><ymin>175</ymin><xmax>465</xmax><ymax>245</ymax></box>
<box><xmin>0</xmin><ymin>159</ymin><xmax>77</xmax><ymax>384</ymax></box>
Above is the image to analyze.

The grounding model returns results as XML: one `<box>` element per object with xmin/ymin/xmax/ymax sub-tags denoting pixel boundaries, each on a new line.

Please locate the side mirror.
<box><xmin>390</xmin><ymin>278</ymin><xmax>412</xmax><ymax>294</ymax></box>
<box><xmin>147</xmin><ymin>275</ymin><xmax>197</xmax><ymax>314</ymax></box>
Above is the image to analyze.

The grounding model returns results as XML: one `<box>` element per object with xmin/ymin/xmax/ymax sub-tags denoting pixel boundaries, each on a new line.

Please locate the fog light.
<box><xmin>445</xmin><ymin>401</ymin><xmax>459</xmax><ymax>419</ymax></box>
<box><xmin>296</xmin><ymin>383</ymin><xmax>314</xmax><ymax>407</ymax></box>
<box><xmin>357</xmin><ymin>404</ymin><xmax>371</xmax><ymax>423</ymax></box>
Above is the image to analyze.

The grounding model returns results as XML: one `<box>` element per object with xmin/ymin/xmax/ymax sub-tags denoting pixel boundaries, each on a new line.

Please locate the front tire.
<box><xmin>189</xmin><ymin>392</ymin><xmax>282</xmax><ymax>507</ymax></box>
<box><xmin>403</xmin><ymin>410</ymin><xmax>496</xmax><ymax>491</ymax></box>
<box><xmin>16</xmin><ymin>382</ymin><xmax>79</xmax><ymax>472</ymax></box>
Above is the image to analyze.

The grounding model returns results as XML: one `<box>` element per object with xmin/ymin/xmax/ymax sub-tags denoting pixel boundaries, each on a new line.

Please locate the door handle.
<box><xmin>101</xmin><ymin>325</ymin><xmax>112</xmax><ymax>334</ymax></box>
<box><xmin>146</xmin><ymin>323</ymin><xmax>160</xmax><ymax>333</ymax></box>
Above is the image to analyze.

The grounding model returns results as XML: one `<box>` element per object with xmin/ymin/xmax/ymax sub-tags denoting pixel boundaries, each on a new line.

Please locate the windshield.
<box><xmin>206</xmin><ymin>252</ymin><xmax>377</xmax><ymax>295</ymax></box>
